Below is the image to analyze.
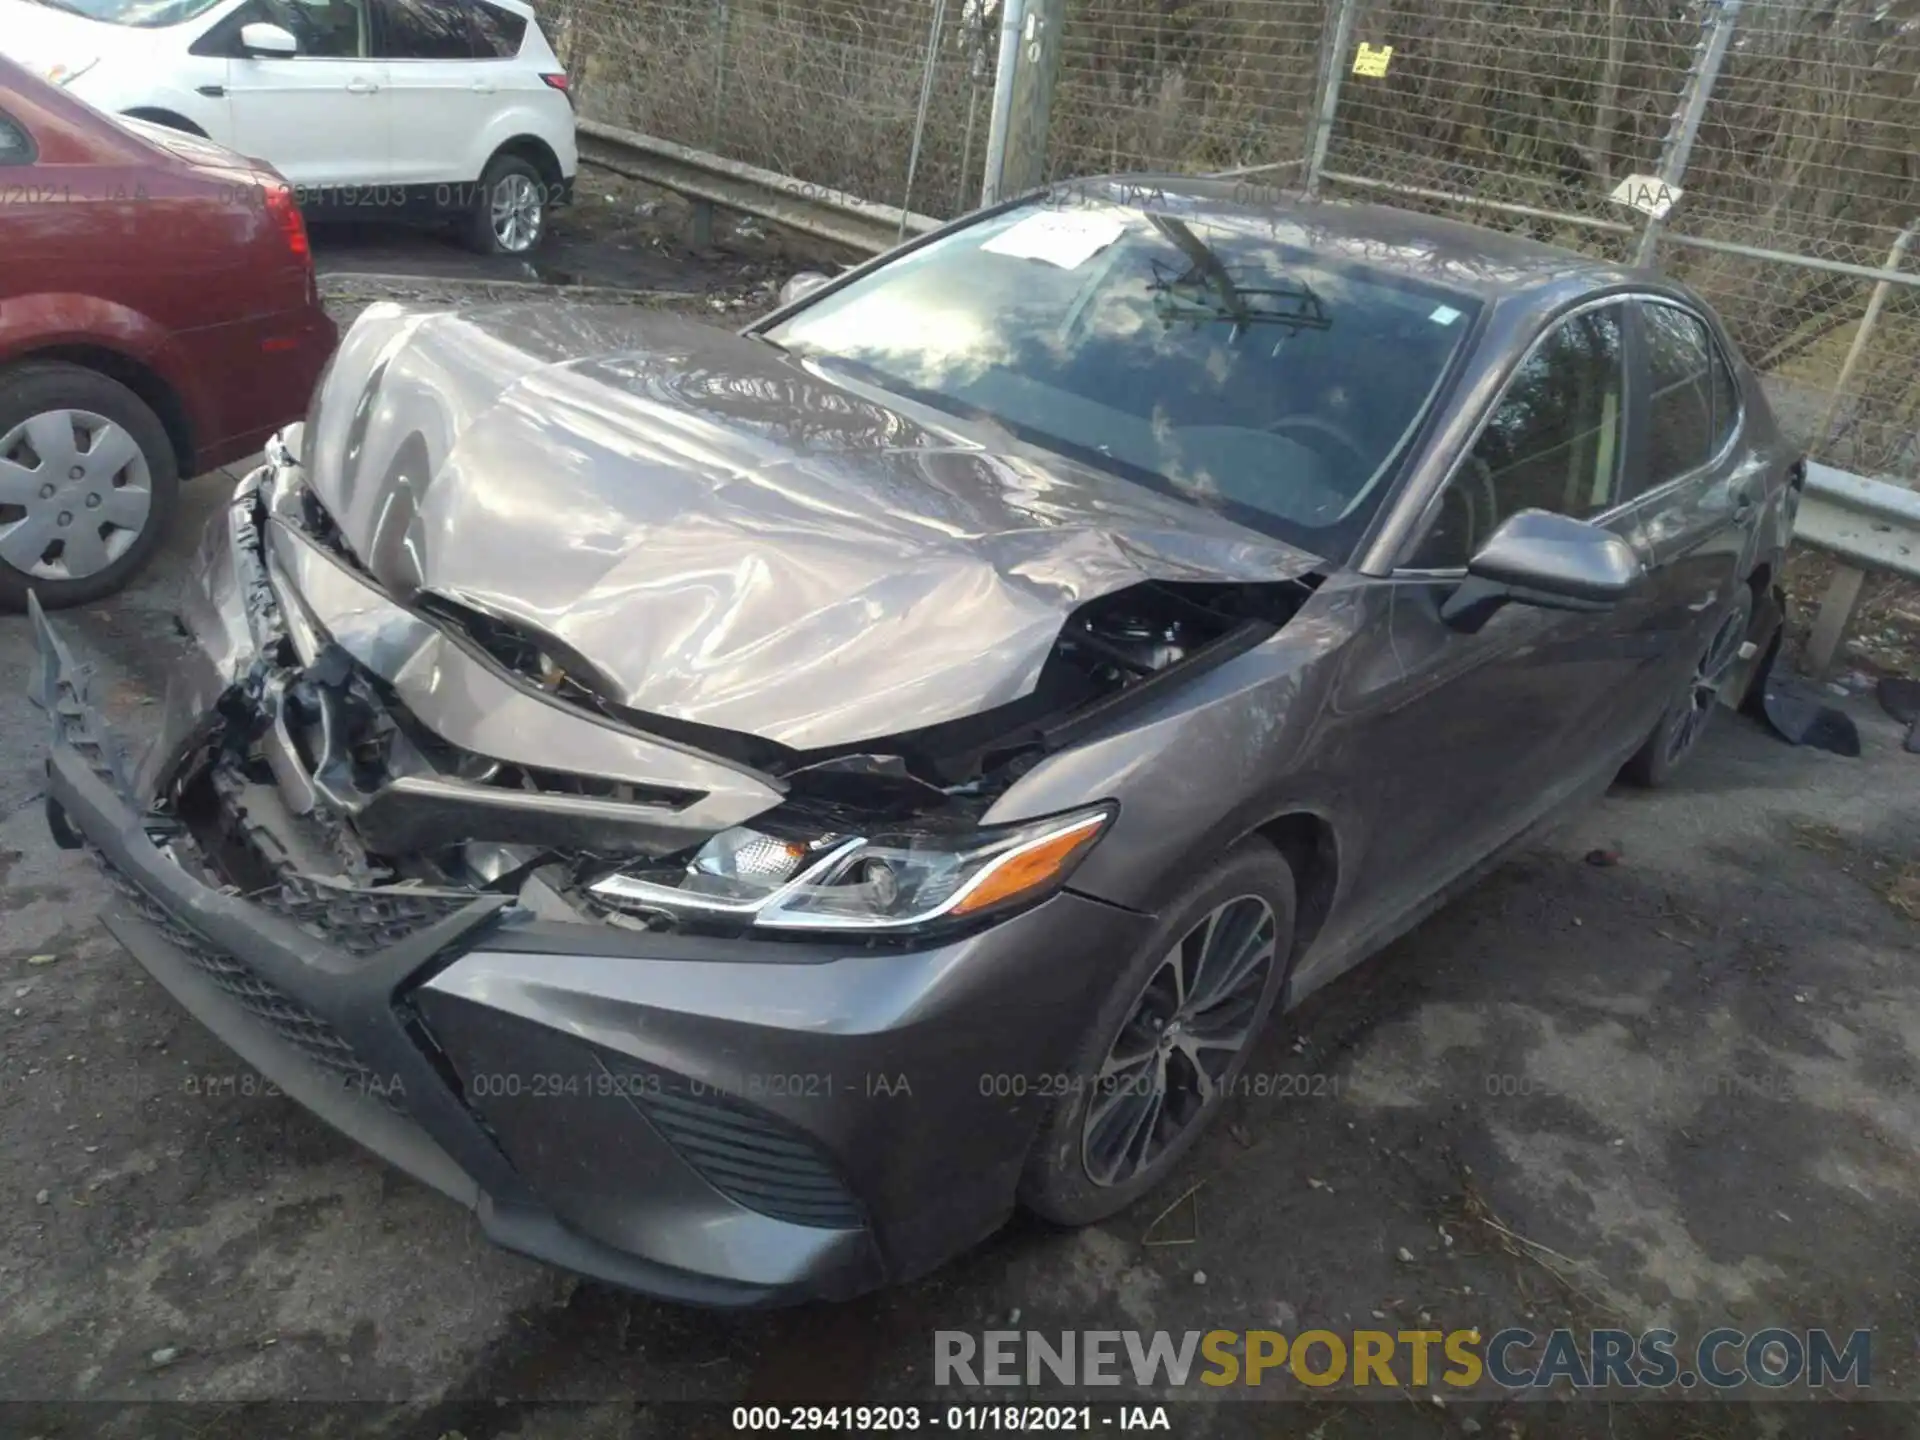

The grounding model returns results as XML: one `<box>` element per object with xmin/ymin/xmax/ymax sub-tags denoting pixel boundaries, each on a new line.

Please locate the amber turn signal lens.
<box><xmin>950</xmin><ymin>813</ymin><xmax>1108</xmax><ymax>917</ymax></box>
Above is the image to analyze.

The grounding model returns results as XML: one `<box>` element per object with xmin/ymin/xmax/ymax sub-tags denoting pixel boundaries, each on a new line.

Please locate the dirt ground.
<box><xmin>3</xmin><ymin>192</ymin><xmax>1920</xmax><ymax>1440</ymax></box>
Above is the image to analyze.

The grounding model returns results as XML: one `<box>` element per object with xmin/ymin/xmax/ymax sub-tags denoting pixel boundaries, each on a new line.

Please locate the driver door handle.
<box><xmin>470</xmin><ymin>80</ymin><xmax>497</xmax><ymax>93</ymax></box>
<box><xmin>346</xmin><ymin>77</ymin><xmax>380</xmax><ymax>94</ymax></box>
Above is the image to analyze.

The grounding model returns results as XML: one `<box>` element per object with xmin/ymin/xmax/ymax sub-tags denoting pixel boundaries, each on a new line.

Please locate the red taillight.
<box><xmin>541</xmin><ymin>72</ymin><xmax>569</xmax><ymax>93</ymax></box>
<box><xmin>262</xmin><ymin>182</ymin><xmax>310</xmax><ymax>261</ymax></box>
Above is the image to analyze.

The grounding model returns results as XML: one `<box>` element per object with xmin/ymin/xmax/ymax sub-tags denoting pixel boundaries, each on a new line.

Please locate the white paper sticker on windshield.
<box><xmin>982</xmin><ymin>210</ymin><xmax>1127</xmax><ymax>269</ymax></box>
<box><xmin>1430</xmin><ymin>304</ymin><xmax>1462</xmax><ymax>325</ymax></box>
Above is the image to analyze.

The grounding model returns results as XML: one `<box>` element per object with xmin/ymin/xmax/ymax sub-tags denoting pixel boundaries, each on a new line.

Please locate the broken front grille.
<box><xmin>96</xmin><ymin>848</ymin><xmax>396</xmax><ymax>1105</ymax></box>
<box><xmin>258</xmin><ymin>873</ymin><xmax>477</xmax><ymax>957</ymax></box>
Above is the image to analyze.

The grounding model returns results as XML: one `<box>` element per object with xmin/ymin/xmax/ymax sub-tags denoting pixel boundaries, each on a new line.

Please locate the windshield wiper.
<box><xmin>1145</xmin><ymin>215</ymin><xmax>1331</xmax><ymax>337</ymax></box>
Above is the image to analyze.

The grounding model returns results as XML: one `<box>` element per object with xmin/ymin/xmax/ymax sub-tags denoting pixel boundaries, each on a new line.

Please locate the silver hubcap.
<box><xmin>0</xmin><ymin>408</ymin><xmax>152</xmax><ymax>582</ymax></box>
<box><xmin>1666</xmin><ymin>607</ymin><xmax>1748</xmax><ymax>764</ymax></box>
<box><xmin>1081</xmin><ymin>895</ymin><xmax>1278</xmax><ymax>1187</ymax></box>
<box><xmin>491</xmin><ymin>173</ymin><xmax>543</xmax><ymax>252</ymax></box>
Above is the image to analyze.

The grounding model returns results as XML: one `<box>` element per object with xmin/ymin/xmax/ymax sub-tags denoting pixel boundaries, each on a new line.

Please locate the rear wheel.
<box><xmin>1019</xmin><ymin>840</ymin><xmax>1296</xmax><ymax>1226</ymax></box>
<box><xmin>0</xmin><ymin>363</ymin><xmax>178</xmax><ymax>612</ymax></box>
<box><xmin>1621</xmin><ymin>587</ymin><xmax>1753</xmax><ymax>787</ymax></box>
<box><xmin>467</xmin><ymin>153</ymin><xmax>548</xmax><ymax>256</ymax></box>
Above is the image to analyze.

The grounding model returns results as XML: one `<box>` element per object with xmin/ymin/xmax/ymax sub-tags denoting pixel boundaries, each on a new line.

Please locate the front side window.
<box><xmin>213</xmin><ymin>0</ymin><xmax>370</xmax><ymax>58</ymax></box>
<box><xmin>375</xmin><ymin>0</ymin><xmax>477</xmax><ymax>58</ymax></box>
<box><xmin>1408</xmin><ymin>303</ymin><xmax>1627</xmax><ymax>570</ymax></box>
<box><xmin>758</xmin><ymin>195</ymin><xmax>1483</xmax><ymax>559</ymax></box>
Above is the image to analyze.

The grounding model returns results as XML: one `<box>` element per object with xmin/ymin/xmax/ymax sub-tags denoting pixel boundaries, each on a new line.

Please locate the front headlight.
<box><xmin>37</xmin><ymin>58</ymin><xmax>99</xmax><ymax>87</ymax></box>
<box><xmin>589</xmin><ymin>805</ymin><xmax>1114</xmax><ymax>934</ymax></box>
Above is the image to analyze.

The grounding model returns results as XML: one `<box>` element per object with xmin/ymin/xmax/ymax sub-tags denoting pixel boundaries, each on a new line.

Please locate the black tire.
<box><xmin>1018</xmin><ymin>839</ymin><xmax>1296</xmax><ymax>1227</ymax></box>
<box><xmin>466</xmin><ymin>152</ymin><xmax>549</xmax><ymax>257</ymax></box>
<box><xmin>0</xmin><ymin>362</ymin><xmax>179</xmax><ymax>613</ymax></box>
<box><xmin>1621</xmin><ymin>586</ymin><xmax>1754</xmax><ymax>788</ymax></box>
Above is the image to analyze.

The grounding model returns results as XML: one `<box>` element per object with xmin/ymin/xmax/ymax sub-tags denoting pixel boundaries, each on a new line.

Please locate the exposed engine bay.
<box><xmin>154</xmin><ymin>460</ymin><xmax>1317</xmax><ymax>943</ymax></box>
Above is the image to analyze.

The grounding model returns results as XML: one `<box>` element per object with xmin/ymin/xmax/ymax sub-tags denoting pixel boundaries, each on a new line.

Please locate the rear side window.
<box><xmin>1640</xmin><ymin>300</ymin><xmax>1739</xmax><ymax>490</ymax></box>
<box><xmin>376</xmin><ymin>0</ymin><xmax>478</xmax><ymax>58</ymax></box>
<box><xmin>0</xmin><ymin>113</ymin><xmax>33</xmax><ymax>166</ymax></box>
<box><xmin>471</xmin><ymin>0</ymin><xmax>526</xmax><ymax>55</ymax></box>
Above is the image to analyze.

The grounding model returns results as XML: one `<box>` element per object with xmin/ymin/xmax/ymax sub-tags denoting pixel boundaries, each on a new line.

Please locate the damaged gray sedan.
<box><xmin>32</xmin><ymin>179</ymin><xmax>1799</xmax><ymax>1303</ymax></box>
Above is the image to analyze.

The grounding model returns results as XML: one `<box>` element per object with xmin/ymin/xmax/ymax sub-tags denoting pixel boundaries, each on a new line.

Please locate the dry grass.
<box><xmin>1886</xmin><ymin>865</ymin><xmax>1920</xmax><ymax>922</ymax></box>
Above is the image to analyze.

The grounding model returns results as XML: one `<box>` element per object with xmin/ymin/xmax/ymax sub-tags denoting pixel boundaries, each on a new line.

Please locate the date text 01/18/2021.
<box><xmin>730</xmin><ymin>1405</ymin><xmax>1173</xmax><ymax>1431</ymax></box>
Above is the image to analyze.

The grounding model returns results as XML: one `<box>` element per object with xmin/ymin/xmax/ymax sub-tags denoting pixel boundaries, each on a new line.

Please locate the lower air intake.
<box><xmin>619</xmin><ymin>1073</ymin><xmax>865</xmax><ymax>1230</ymax></box>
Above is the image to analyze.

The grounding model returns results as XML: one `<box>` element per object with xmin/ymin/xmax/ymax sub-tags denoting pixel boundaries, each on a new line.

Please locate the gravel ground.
<box><xmin>2</xmin><ymin>207</ymin><xmax>1918</xmax><ymax>1438</ymax></box>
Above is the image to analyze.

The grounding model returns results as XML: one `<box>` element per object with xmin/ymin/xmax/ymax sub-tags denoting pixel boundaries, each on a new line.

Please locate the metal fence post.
<box><xmin>1634</xmin><ymin>0</ymin><xmax>1742</xmax><ymax>268</ymax></box>
<box><xmin>899</xmin><ymin>0</ymin><xmax>952</xmax><ymax>237</ymax></box>
<box><xmin>1813</xmin><ymin>219</ymin><xmax>1919</xmax><ymax>456</ymax></box>
<box><xmin>980</xmin><ymin>0</ymin><xmax>1060</xmax><ymax>206</ymax></box>
<box><xmin>1303</xmin><ymin>0</ymin><xmax>1361</xmax><ymax>198</ymax></box>
<box><xmin>979</xmin><ymin>0</ymin><xmax>1027</xmax><ymax>207</ymax></box>
<box><xmin>690</xmin><ymin>0</ymin><xmax>731</xmax><ymax>249</ymax></box>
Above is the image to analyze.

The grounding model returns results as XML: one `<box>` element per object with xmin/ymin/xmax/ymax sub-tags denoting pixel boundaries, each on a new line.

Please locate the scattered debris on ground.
<box><xmin>1757</xmin><ymin>672</ymin><xmax>1863</xmax><ymax>755</ymax></box>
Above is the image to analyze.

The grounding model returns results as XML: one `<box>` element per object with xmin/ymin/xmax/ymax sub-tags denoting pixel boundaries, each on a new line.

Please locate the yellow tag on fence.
<box><xmin>1352</xmin><ymin>42</ymin><xmax>1394</xmax><ymax>77</ymax></box>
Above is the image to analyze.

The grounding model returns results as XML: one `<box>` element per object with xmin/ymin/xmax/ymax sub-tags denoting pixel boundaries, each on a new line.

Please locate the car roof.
<box><xmin>1059</xmin><ymin>173</ymin><xmax>1642</xmax><ymax>303</ymax></box>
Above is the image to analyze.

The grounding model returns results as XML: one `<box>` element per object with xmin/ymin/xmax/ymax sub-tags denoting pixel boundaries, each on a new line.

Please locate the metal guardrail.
<box><xmin>1799</xmin><ymin>465</ymin><xmax>1920</xmax><ymax>577</ymax></box>
<box><xmin>1797</xmin><ymin>463</ymin><xmax>1920</xmax><ymax>677</ymax></box>
<box><xmin>576</xmin><ymin>119</ymin><xmax>941</xmax><ymax>256</ymax></box>
<box><xmin>574</xmin><ymin>123</ymin><xmax>1917</xmax><ymax>678</ymax></box>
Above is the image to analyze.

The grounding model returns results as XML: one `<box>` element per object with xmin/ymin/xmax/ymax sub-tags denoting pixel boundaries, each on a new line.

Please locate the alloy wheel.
<box><xmin>491</xmin><ymin>173</ymin><xmax>544</xmax><ymax>253</ymax></box>
<box><xmin>1665</xmin><ymin>607</ymin><xmax>1749</xmax><ymax>765</ymax></box>
<box><xmin>1081</xmin><ymin>894</ymin><xmax>1278</xmax><ymax>1187</ymax></box>
<box><xmin>0</xmin><ymin>408</ymin><xmax>153</xmax><ymax>582</ymax></box>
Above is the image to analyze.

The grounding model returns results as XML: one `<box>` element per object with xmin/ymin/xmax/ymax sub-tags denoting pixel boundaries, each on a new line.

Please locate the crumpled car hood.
<box><xmin>300</xmin><ymin>303</ymin><xmax>1321</xmax><ymax>751</ymax></box>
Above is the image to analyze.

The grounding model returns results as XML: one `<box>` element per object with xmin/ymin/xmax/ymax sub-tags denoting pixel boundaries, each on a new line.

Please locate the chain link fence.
<box><xmin>549</xmin><ymin>0</ymin><xmax>1918</xmax><ymax>483</ymax></box>
<box><xmin>1309</xmin><ymin>0</ymin><xmax>1920</xmax><ymax>481</ymax></box>
<box><xmin>1046</xmin><ymin>0</ymin><xmax>1324</xmax><ymax>180</ymax></box>
<box><xmin>1661</xmin><ymin>0</ymin><xmax>1920</xmax><ymax>481</ymax></box>
<box><xmin>542</xmin><ymin>0</ymin><xmax>988</xmax><ymax>219</ymax></box>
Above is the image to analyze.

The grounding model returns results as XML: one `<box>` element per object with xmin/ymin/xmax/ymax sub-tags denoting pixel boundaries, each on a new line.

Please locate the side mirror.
<box><xmin>777</xmin><ymin>271</ymin><xmax>830</xmax><ymax>308</ymax></box>
<box><xmin>238</xmin><ymin>22</ymin><xmax>299</xmax><ymax>59</ymax></box>
<box><xmin>1440</xmin><ymin>509</ymin><xmax>1643</xmax><ymax>634</ymax></box>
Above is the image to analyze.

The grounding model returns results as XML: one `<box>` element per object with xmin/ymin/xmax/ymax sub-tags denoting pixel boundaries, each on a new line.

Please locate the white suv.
<box><xmin>2</xmin><ymin>0</ymin><xmax>579</xmax><ymax>254</ymax></box>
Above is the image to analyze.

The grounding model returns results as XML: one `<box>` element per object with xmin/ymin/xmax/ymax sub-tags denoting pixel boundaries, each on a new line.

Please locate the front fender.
<box><xmin>74</xmin><ymin>67</ymin><xmax>228</xmax><ymax>141</ymax></box>
<box><xmin>982</xmin><ymin>592</ymin><xmax>1357</xmax><ymax>919</ymax></box>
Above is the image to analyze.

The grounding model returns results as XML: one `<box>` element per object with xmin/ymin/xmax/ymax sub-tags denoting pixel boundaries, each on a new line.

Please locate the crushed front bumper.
<box><xmin>28</xmin><ymin>475</ymin><xmax>1154</xmax><ymax>1305</ymax></box>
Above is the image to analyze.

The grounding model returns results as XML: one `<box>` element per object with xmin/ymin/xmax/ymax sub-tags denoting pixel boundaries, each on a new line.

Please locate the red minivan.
<box><xmin>0</xmin><ymin>53</ymin><xmax>335</xmax><ymax>609</ymax></box>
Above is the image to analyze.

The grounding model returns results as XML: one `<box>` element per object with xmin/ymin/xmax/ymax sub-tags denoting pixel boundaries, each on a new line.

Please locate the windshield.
<box><xmin>760</xmin><ymin>196</ymin><xmax>1483</xmax><ymax>557</ymax></box>
<box><xmin>29</xmin><ymin>0</ymin><xmax>226</xmax><ymax>26</ymax></box>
